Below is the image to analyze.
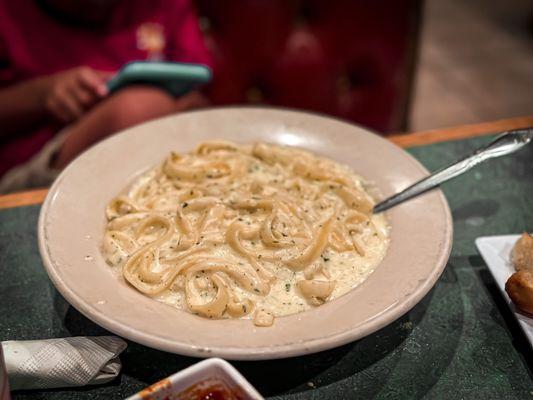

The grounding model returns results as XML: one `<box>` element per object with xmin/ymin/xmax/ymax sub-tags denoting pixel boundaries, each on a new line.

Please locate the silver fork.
<box><xmin>373</xmin><ymin>128</ymin><xmax>533</xmax><ymax>213</ymax></box>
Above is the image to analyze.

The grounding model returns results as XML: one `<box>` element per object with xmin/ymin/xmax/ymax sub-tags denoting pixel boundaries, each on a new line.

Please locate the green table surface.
<box><xmin>1</xmin><ymin>135</ymin><xmax>532</xmax><ymax>399</ymax></box>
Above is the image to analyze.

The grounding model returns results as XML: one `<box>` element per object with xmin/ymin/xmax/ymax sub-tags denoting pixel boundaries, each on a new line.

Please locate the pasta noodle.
<box><xmin>102</xmin><ymin>141</ymin><xmax>389</xmax><ymax>327</ymax></box>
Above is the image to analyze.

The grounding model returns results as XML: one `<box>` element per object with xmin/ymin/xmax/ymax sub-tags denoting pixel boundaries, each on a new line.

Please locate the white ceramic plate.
<box><xmin>475</xmin><ymin>235</ymin><xmax>533</xmax><ymax>346</ymax></box>
<box><xmin>38</xmin><ymin>107</ymin><xmax>453</xmax><ymax>360</ymax></box>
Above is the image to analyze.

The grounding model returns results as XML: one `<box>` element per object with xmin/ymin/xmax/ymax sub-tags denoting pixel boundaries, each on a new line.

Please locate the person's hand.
<box><xmin>44</xmin><ymin>67</ymin><xmax>114</xmax><ymax>123</ymax></box>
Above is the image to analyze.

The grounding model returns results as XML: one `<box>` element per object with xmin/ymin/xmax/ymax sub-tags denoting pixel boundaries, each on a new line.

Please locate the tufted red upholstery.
<box><xmin>195</xmin><ymin>0</ymin><xmax>422</xmax><ymax>134</ymax></box>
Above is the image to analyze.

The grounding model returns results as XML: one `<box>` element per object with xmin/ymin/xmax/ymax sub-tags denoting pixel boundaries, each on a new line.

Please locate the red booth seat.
<box><xmin>195</xmin><ymin>0</ymin><xmax>422</xmax><ymax>133</ymax></box>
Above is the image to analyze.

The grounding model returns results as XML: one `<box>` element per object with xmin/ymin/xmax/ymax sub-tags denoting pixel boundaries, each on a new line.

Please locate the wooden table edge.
<box><xmin>388</xmin><ymin>115</ymin><xmax>533</xmax><ymax>147</ymax></box>
<box><xmin>1</xmin><ymin>115</ymin><xmax>532</xmax><ymax>210</ymax></box>
<box><xmin>0</xmin><ymin>188</ymin><xmax>49</xmax><ymax>210</ymax></box>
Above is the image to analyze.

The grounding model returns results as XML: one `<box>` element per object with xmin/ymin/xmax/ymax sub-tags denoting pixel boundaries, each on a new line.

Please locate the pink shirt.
<box><xmin>0</xmin><ymin>0</ymin><xmax>212</xmax><ymax>177</ymax></box>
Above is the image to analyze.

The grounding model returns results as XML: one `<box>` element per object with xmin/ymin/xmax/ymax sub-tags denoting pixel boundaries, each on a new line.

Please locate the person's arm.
<box><xmin>0</xmin><ymin>67</ymin><xmax>113</xmax><ymax>138</ymax></box>
<box><xmin>0</xmin><ymin>76</ymin><xmax>53</xmax><ymax>136</ymax></box>
<box><xmin>174</xmin><ymin>90</ymin><xmax>209</xmax><ymax>111</ymax></box>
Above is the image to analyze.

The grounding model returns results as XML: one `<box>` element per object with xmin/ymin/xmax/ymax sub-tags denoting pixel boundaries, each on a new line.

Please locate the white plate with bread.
<box><xmin>476</xmin><ymin>234</ymin><xmax>533</xmax><ymax>347</ymax></box>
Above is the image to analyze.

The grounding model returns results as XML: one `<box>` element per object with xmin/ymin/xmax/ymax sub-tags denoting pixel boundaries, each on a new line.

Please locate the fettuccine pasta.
<box><xmin>102</xmin><ymin>141</ymin><xmax>389</xmax><ymax>326</ymax></box>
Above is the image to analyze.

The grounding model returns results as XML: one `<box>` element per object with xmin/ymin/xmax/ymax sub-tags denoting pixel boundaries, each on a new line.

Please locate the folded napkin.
<box><xmin>1</xmin><ymin>336</ymin><xmax>127</xmax><ymax>391</ymax></box>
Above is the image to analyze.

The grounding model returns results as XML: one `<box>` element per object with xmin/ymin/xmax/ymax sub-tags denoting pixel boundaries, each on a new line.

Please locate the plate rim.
<box><xmin>38</xmin><ymin>106</ymin><xmax>453</xmax><ymax>360</ymax></box>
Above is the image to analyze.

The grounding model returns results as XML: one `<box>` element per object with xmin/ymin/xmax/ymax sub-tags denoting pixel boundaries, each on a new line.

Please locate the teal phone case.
<box><xmin>107</xmin><ymin>61</ymin><xmax>212</xmax><ymax>96</ymax></box>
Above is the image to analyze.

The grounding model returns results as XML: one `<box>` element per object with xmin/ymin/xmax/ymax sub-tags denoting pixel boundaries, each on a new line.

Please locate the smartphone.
<box><xmin>107</xmin><ymin>61</ymin><xmax>212</xmax><ymax>97</ymax></box>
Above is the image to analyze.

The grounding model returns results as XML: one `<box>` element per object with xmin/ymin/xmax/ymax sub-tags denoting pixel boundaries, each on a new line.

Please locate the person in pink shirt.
<box><xmin>0</xmin><ymin>0</ymin><xmax>212</xmax><ymax>192</ymax></box>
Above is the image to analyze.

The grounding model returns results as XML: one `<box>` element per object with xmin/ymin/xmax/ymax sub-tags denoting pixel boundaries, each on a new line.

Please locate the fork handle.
<box><xmin>373</xmin><ymin>128</ymin><xmax>533</xmax><ymax>213</ymax></box>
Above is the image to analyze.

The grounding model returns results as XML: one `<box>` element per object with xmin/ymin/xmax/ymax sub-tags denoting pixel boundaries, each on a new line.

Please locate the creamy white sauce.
<box><xmin>102</xmin><ymin>141</ymin><xmax>390</xmax><ymax>325</ymax></box>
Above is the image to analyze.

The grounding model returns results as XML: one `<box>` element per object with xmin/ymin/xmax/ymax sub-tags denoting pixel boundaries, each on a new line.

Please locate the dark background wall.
<box><xmin>412</xmin><ymin>0</ymin><xmax>533</xmax><ymax>130</ymax></box>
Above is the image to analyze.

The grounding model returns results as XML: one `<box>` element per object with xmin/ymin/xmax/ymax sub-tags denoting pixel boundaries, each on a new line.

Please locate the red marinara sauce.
<box><xmin>177</xmin><ymin>378</ymin><xmax>246</xmax><ymax>400</ymax></box>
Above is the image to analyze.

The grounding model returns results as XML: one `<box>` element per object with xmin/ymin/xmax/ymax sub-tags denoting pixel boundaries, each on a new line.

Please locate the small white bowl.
<box><xmin>126</xmin><ymin>358</ymin><xmax>263</xmax><ymax>400</ymax></box>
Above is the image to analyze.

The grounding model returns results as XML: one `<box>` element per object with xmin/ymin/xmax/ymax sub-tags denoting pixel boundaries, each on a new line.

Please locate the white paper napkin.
<box><xmin>1</xmin><ymin>336</ymin><xmax>127</xmax><ymax>390</ymax></box>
